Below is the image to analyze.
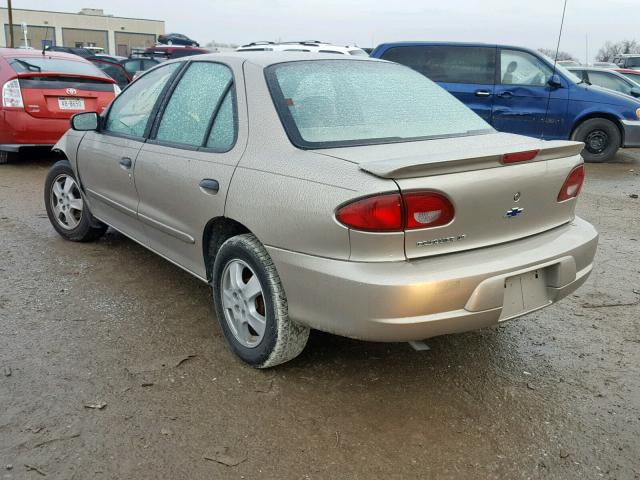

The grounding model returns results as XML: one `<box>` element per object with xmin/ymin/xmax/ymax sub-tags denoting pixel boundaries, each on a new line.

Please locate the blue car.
<box><xmin>370</xmin><ymin>42</ymin><xmax>640</xmax><ymax>162</ymax></box>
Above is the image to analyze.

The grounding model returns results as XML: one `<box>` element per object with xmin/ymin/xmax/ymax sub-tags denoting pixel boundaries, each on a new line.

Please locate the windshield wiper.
<box><xmin>12</xmin><ymin>59</ymin><xmax>42</xmax><ymax>72</ymax></box>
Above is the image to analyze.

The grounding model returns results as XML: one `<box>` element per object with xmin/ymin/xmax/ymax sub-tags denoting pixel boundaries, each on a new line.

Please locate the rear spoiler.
<box><xmin>359</xmin><ymin>140</ymin><xmax>585</xmax><ymax>179</ymax></box>
<box><xmin>14</xmin><ymin>72</ymin><xmax>115</xmax><ymax>84</ymax></box>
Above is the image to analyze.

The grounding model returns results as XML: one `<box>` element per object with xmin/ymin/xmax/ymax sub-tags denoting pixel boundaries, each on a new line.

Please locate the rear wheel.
<box><xmin>44</xmin><ymin>160</ymin><xmax>107</xmax><ymax>242</ymax></box>
<box><xmin>212</xmin><ymin>234</ymin><xmax>310</xmax><ymax>368</ymax></box>
<box><xmin>571</xmin><ymin>118</ymin><xmax>621</xmax><ymax>163</ymax></box>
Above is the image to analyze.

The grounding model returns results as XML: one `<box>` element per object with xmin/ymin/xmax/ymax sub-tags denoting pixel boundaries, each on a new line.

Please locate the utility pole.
<box><xmin>7</xmin><ymin>0</ymin><xmax>15</xmax><ymax>48</ymax></box>
<box><xmin>585</xmin><ymin>34</ymin><xmax>589</xmax><ymax>66</ymax></box>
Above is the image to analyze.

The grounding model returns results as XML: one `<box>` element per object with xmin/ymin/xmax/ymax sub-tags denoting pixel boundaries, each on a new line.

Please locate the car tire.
<box><xmin>571</xmin><ymin>118</ymin><xmax>621</xmax><ymax>163</ymax></box>
<box><xmin>44</xmin><ymin>160</ymin><xmax>107</xmax><ymax>242</ymax></box>
<box><xmin>212</xmin><ymin>233</ymin><xmax>310</xmax><ymax>368</ymax></box>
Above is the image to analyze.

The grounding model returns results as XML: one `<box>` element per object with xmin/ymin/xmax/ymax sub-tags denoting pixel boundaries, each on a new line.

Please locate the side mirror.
<box><xmin>71</xmin><ymin>112</ymin><xmax>99</xmax><ymax>131</ymax></box>
<box><xmin>548</xmin><ymin>74</ymin><xmax>562</xmax><ymax>89</ymax></box>
<box><xmin>630</xmin><ymin>87</ymin><xmax>640</xmax><ymax>98</ymax></box>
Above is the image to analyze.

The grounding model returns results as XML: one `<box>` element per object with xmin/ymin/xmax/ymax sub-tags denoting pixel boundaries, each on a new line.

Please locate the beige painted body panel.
<box><xmin>268</xmin><ymin>217</ymin><xmax>597</xmax><ymax>341</ymax></box>
<box><xmin>76</xmin><ymin>132</ymin><xmax>146</xmax><ymax>239</ymax></box>
<box><xmin>54</xmin><ymin>52</ymin><xmax>599</xmax><ymax>343</ymax></box>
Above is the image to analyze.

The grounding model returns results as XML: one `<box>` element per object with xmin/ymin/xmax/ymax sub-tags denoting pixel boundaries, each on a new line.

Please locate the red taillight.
<box><xmin>336</xmin><ymin>192</ymin><xmax>454</xmax><ymax>232</ymax></box>
<box><xmin>335</xmin><ymin>193</ymin><xmax>403</xmax><ymax>232</ymax></box>
<box><xmin>403</xmin><ymin>192</ymin><xmax>454</xmax><ymax>229</ymax></box>
<box><xmin>557</xmin><ymin>164</ymin><xmax>585</xmax><ymax>202</ymax></box>
<box><xmin>502</xmin><ymin>149</ymin><xmax>540</xmax><ymax>164</ymax></box>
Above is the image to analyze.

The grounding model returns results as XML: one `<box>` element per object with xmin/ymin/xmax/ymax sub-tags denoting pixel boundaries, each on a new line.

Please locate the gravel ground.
<box><xmin>1</xmin><ymin>149</ymin><xmax>639</xmax><ymax>479</ymax></box>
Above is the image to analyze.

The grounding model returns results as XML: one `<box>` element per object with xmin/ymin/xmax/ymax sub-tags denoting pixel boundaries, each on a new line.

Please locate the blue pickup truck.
<box><xmin>370</xmin><ymin>42</ymin><xmax>640</xmax><ymax>162</ymax></box>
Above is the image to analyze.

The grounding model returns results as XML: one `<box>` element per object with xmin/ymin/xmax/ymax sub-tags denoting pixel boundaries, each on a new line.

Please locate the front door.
<box><xmin>76</xmin><ymin>62</ymin><xmax>182</xmax><ymax>238</ymax></box>
<box><xmin>492</xmin><ymin>48</ymin><xmax>567</xmax><ymax>139</ymax></box>
<box><xmin>134</xmin><ymin>60</ymin><xmax>246</xmax><ymax>279</ymax></box>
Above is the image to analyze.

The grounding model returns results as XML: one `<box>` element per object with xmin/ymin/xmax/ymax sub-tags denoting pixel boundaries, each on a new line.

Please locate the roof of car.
<box><xmin>0</xmin><ymin>48</ymin><xmax>91</xmax><ymax>61</ymax></box>
<box><xmin>616</xmin><ymin>68</ymin><xmax>640</xmax><ymax>74</ymax></box>
<box><xmin>373</xmin><ymin>41</ymin><xmax>531</xmax><ymax>50</ymax></box>
<box><xmin>165</xmin><ymin>51</ymin><xmax>380</xmax><ymax>67</ymax></box>
<box><xmin>569</xmin><ymin>66</ymin><xmax>624</xmax><ymax>73</ymax></box>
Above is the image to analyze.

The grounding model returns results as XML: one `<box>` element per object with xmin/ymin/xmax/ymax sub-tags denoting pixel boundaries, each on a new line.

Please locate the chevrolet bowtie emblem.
<box><xmin>505</xmin><ymin>207</ymin><xmax>524</xmax><ymax>218</ymax></box>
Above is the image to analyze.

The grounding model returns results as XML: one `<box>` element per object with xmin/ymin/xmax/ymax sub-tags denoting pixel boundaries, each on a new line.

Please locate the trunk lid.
<box><xmin>318</xmin><ymin>132</ymin><xmax>584</xmax><ymax>259</ymax></box>
<box><xmin>18</xmin><ymin>73</ymin><xmax>115</xmax><ymax>120</ymax></box>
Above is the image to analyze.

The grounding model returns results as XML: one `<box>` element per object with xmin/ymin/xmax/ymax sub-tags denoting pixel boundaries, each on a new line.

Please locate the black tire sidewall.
<box><xmin>44</xmin><ymin>160</ymin><xmax>101</xmax><ymax>241</ymax></box>
<box><xmin>212</xmin><ymin>240</ymin><xmax>279</xmax><ymax>366</ymax></box>
<box><xmin>573</xmin><ymin>118</ymin><xmax>621</xmax><ymax>163</ymax></box>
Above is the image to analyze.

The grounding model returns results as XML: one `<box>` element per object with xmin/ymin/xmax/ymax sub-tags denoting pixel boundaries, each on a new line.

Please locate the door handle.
<box><xmin>475</xmin><ymin>90</ymin><xmax>491</xmax><ymax>97</ymax></box>
<box><xmin>199</xmin><ymin>179</ymin><xmax>220</xmax><ymax>194</ymax></box>
<box><xmin>119</xmin><ymin>157</ymin><xmax>132</xmax><ymax>170</ymax></box>
<box><xmin>497</xmin><ymin>91</ymin><xmax>514</xmax><ymax>99</ymax></box>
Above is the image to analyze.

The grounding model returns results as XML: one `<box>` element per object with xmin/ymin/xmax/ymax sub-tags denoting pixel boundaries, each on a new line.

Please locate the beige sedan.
<box><xmin>45</xmin><ymin>53</ymin><xmax>598</xmax><ymax>367</ymax></box>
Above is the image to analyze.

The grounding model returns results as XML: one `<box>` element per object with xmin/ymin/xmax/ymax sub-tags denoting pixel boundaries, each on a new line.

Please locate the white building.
<box><xmin>0</xmin><ymin>7</ymin><xmax>165</xmax><ymax>56</ymax></box>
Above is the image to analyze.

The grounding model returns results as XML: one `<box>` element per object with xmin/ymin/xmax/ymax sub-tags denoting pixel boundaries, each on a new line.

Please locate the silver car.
<box><xmin>45</xmin><ymin>53</ymin><xmax>598</xmax><ymax>368</ymax></box>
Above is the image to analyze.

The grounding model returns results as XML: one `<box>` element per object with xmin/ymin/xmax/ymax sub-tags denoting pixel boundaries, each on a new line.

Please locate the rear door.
<box><xmin>134</xmin><ymin>60</ymin><xmax>247</xmax><ymax>278</ymax></box>
<box><xmin>76</xmin><ymin>62</ymin><xmax>182</xmax><ymax>237</ymax></box>
<box><xmin>379</xmin><ymin>45</ymin><xmax>496</xmax><ymax>123</ymax></box>
<box><xmin>493</xmin><ymin>48</ymin><xmax>568</xmax><ymax>139</ymax></box>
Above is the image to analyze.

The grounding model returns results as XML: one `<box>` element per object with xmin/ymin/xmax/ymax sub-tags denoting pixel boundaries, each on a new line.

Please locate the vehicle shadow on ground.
<box><xmin>97</xmin><ymin>228</ymin><xmax>529</xmax><ymax>384</ymax></box>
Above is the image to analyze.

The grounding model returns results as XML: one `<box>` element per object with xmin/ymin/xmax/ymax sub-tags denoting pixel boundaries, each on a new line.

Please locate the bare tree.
<box><xmin>538</xmin><ymin>48</ymin><xmax>576</xmax><ymax>61</ymax></box>
<box><xmin>596</xmin><ymin>39</ymin><xmax>640</xmax><ymax>62</ymax></box>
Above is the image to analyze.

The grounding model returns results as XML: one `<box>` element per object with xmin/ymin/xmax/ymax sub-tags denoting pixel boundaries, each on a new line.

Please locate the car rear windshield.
<box><xmin>265</xmin><ymin>60</ymin><xmax>493</xmax><ymax>149</ymax></box>
<box><xmin>8</xmin><ymin>57</ymin><xmax>105</xmax><ymax>77</ymax></box>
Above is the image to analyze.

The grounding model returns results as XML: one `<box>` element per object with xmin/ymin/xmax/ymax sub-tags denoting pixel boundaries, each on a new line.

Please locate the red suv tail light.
<box><xmin>557</xmin><ymin>164</ymin><xmax>585</xmax><ymax>202</ymax></box>
<box><xmin>336</xmin><ymin>192</ymin><xmax>454</xmax><ymax>232</ymax></box>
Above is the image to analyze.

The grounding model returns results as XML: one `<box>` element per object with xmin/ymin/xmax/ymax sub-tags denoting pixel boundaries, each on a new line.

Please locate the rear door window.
<box><xmin>380</xmin><ymin>45</ymin><xmax>496</xmax><ymax>84</ymax></box>
<box><xmin>141</xmin><ymin>59</ymin><xmax>159</xmax><ymax>70</ymax></box>
<box><xmin>91</xmin><ymin>61</ymin><xmax>129</xmax><ymax>87</ymax></box>
<box><xmin>155</xmin><ymin>61</ymin><xmax>235</xmax><ymax>149</ymax></box>
<box><xmin>122</xmin><ymin>59</ymin><xmax>141</xmax><ymax>75</ymax></box>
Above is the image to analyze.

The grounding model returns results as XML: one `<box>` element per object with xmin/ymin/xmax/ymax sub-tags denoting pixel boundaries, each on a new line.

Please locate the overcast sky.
<box><xmin>10</xmin><ymin>0</ymin><xmax>639</xmax><ymax>61</ymax></box>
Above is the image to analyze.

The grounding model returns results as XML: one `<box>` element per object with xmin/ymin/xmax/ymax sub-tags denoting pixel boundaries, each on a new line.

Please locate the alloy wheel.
<box><xmin>221</xmin><ymin>259</ymin><xmax>267</xmax><ymax>348</ymax></box>
<box><xmin>50</xmin><ymin>174</ymin><xmax>84</xmax><ymax>230</ymax></box>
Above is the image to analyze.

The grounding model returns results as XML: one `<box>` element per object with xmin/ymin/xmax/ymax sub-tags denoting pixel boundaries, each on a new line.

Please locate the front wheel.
<box><xmin>212</xmin><ymin>234</ymin><xmax>310</xmax><ymax>368</ymax></box>
<box><xmin>44</xmin><ymin>160</ymin><xmax>107</xmax><ymax>242</ymax></box>
<box><xmin>571</xmin><ymin>118</ymin><xmax>621</xmax><ymax>163</ymax></box>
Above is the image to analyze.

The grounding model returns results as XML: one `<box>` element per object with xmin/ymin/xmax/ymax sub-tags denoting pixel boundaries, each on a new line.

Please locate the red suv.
<box><xmin>0</xmin><ymin>48</ymin><xmax>118</xmax><ymax>163</ymax></box>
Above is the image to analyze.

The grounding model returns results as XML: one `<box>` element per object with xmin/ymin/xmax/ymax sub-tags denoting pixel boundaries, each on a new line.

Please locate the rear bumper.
<box><xmin>0</xmin><ymin>110</ymin><xmax>70</xmax><ymax>146</ymax></box>
<box><xmin>267</xmin><ymin>217</ymin><xmax>598</xmax><ymax>342</ymax></box>
<box><xmin>621</xmin><ymin>119</ymin><xmax>640</xmax><ymax>148</ymax></box>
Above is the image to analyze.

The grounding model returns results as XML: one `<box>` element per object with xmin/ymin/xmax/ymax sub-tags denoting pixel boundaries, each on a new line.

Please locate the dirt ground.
<box><xmin>1</xmin><ymin>149</ymin><xmax>639</xmax><ymax>480</ymax></box>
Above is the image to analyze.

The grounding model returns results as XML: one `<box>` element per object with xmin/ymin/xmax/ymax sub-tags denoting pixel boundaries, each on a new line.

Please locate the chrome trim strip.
<box><xmin>86</xmin><ymin>188</ymin><xmax>137</xmax><ymax>217</ymax></box>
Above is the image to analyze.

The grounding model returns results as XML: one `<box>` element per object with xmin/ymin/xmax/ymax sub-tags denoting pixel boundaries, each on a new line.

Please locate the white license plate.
<box><xmin>58</xmin><ymin>98</ymin><xmax>85</xmax><ymax>110</ymax></box>
<box><xmin>499</xmin><ymin>269</ymin><xmax>550</xmax><ymax>321</ymax></box>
